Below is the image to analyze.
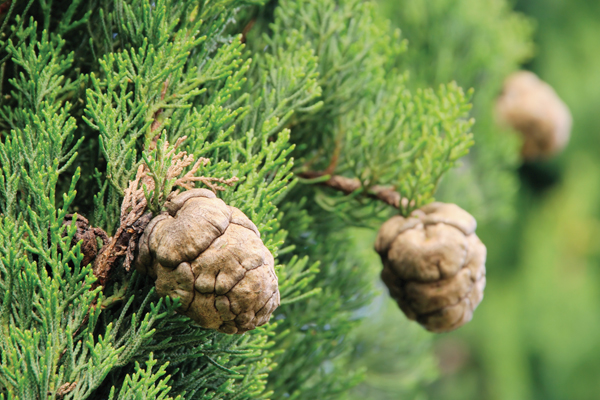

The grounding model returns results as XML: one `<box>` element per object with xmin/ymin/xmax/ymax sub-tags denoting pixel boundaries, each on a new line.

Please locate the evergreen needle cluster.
<box><xmin>0</xmin><ymin>0</ymin><xmax>528</xmax><ymax>398</ymax></box>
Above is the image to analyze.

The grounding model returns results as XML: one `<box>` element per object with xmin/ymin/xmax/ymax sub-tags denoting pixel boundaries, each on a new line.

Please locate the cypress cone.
<box><xmin>496</xmin><ymin>71</ymin><xmax>572</xmax><ymax>160</ymax></box>
<box><xmin>374</xmin><ymin>202</ymin><xmax>486</xmax><ymax>333</ymax></box>
<box><xmin>134</xmin><ymin>189</ymin><xmax>280</xmax><ymax>334</ymax></box>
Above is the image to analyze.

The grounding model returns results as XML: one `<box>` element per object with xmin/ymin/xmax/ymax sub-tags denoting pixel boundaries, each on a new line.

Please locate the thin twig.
<box><xmin>92</xmin><ymin>165</ymin><xmax>154</xmax><ymax>284</ymax></box>
<box><xmin>149</xmin><ymin>77</ymin><xmax>171</xmax><ymax>149</ymax></box>
<box><xmin>298</xmin><ymin>171</ymin><xmax>408</xmax><ymax>209</ymax></box>
<box><xmin>240</xmin><ymin>18</ymin><xmax>256</xmax><ymax>44</ymax></box>
<box><xmin>55</xmin><ymin>382</ymin><xmax>77</xmax><ymax>399</ymax></box>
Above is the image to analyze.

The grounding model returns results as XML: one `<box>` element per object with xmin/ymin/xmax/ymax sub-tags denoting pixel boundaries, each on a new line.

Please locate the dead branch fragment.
<box><xmin>92</xmin><ymin>165</ymin><xmax>154</xmax><ymax>285</ymax></box>
<box><xmin>63</xmin><ymin>214</ymin><xmax>108</xmax><ymax>267</ymax></box>
<box><xmin>153</xmin><ymin>136</ymin><xmax>239</xmax><ymax>194</ymax></box>
<box><xmin>174</xmin><ymin>157</ymin><xmax>239</xmax><ymax>193</ymax></box>
<box><xmin>56</xmin><ymin>381</ymin><xmax>77</xmax><ymax>399</ymax></box>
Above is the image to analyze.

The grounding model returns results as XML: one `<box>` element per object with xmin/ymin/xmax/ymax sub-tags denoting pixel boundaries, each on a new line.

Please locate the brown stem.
<box><xmin>298</xmin><ymin>171</ymin><xmax>405</xmax><ymax>209</ymax></box>
<box><xmin>56</xmin><ymin>382</ymin><xmax>77</xmax><ymax>399</ymax></box>
<box><xmin>92</xmin><ymin>211</ymin><xmax>152</xmax><ymax>287</ymax></box>
<box><xmin>0</xmin><ymin>1</ymin><xmax>12</xmax><ymax>16</ymax></box>
<box><xmin>241</xmin><ymin>18</ymin><xmax>256</xmax><ymax>44</ymax></box>
<box><xmin>324</xmin><ymin>137</ymin><xmax>341</xmax><ymax>176</ymax></box>
<box><xmin>148</xmin><ymin>77</ymin><xmax>171</xmax><ymax>150</ymax></box>
<box><xmin>64</xmin><ymin>209</ymin><xmax>152</xmax><ymax>288</ymax></box>
<box><xmin>63</xmin><ymin>214</ymin><xmax>108</xmax><ymax>268</ymax></box>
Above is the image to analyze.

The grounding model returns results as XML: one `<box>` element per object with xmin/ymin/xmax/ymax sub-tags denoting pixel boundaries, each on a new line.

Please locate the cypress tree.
<box><xmin>0</xmin><ymin>0</ymin><xmax>531</xmax><ymax>398</ymax></box>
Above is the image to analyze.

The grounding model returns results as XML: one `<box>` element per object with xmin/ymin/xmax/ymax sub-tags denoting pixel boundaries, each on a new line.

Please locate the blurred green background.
<box><xmin>349</xmin><ymin>1</ymin><xmax>600</xmax><ymax>399</ymax></box>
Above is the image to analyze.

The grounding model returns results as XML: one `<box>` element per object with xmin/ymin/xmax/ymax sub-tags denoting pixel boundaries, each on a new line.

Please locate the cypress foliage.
<box><xmin>379</xmin><ymin>0</ymin><xmax>534</xmax><ymax>222</ymax></box>
<box><xmin>0</xmin><ymin>0</ymin><xmax>517</xmax><ymax>398</ymax></box>
<box><xmin>347</xmin><ymin>1</ymin><xmax>534</xmax><ymax>398</ymax></box>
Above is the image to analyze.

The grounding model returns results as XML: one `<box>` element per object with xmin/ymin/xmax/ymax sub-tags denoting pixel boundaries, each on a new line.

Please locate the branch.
<box><xmin>92</xmin><ymin>165</ymin><xmax>154</xmax><ymax>286</ymax></box>
<box><xmin>298</xmin><ymin>171</ymin><xmax>407</xmax><ymax>209</ymax></box>
<box><xmin>148</xmin><ymin>77</ymin><xmax>171</xmax><ymax>150</ymax></box>
<box><xmin>240</xmin><ymin>18</ymin><xmax>256</xmax><ymax>44</ymax></box>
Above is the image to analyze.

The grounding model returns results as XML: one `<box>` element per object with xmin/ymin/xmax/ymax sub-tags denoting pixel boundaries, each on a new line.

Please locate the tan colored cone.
<box><xmin>496</xmin><ymin>71</ymin><xmax>572</xmax><ymax>160</ymax></box>
<box><xmin>375</xmin><ymin>203</ymin><xmax>486</xmax><ymax>333</ymax></box>
<box><xmin>135</xmin><ymin>189</ymin><xmax>279</xmax><ymax>334</ymax></box>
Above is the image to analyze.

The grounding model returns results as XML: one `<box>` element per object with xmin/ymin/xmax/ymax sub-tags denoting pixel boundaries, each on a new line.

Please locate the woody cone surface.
<box><xmin>135</xmin><ymin>189</ymin><xmax>280</xmax><ymax>334</ymax></box>
<box><xmin>496</xmin><ymin>71</ymin><xmax>572</xmax><ymax>160</ymax></box>
<box><xmin>375</xmin><ymin>203</ymin><xmax>486</xmax><ymax>333</ymax></box>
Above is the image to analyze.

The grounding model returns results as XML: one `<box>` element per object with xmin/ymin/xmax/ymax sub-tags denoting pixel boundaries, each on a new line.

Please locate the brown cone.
<box><xmin>375</xmin><ymin>203</ymin><xmax>486</xmax><ymax>333</ymax></box>
<box><xmin>496</xmin><ymin>71</ymin><xmax>572</xmax><ymax>160</ymax></box>
<box><xmin>134</xmin><ymin>189</ymin><xmax>280</xmax><ymax>334</ymax></box>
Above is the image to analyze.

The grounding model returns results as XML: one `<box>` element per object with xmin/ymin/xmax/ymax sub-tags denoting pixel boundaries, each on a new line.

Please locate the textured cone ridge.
<box><xmin>134</xmin><ymin>189</ymin><xmax>280</xmax><ymax>334</ymax></box>
<box><xmin>496</xmin><ymin>70</ymin><xmax>572</xmax><ymax>160</ymax></box>
<box><xmin>375</xmin><ymin>202</ymin><xmax>486</xmax><ymax>333</ymax></box>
